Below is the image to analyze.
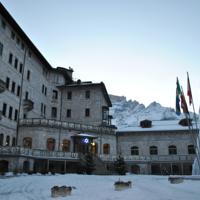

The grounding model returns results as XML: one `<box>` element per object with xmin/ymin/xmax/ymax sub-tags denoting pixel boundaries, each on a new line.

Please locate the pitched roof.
<box><xmin>117</xmin><ymin>120</ymin><xmax>199</xmax><ymax>133</ymax></box>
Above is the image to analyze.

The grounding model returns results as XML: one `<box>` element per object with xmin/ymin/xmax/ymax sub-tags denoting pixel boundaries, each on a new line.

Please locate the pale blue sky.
<box><xmin>2</xmin><ymin>0</ymin><xmax>200</xmax><ymax>111</ymax></box>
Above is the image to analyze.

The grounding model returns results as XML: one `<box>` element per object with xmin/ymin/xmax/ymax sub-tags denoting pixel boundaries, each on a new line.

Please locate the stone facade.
<box><xmin>116</xmin><ymin>121</ymin><xmax>197</xmax><ymax>175</ymax></box>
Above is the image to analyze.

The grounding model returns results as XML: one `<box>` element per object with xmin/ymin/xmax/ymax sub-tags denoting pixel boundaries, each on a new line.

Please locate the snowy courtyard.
<box><xmin>0</xmin><ymin>174</ymin><xmax>200</xmax><ymax>200</ymax></box>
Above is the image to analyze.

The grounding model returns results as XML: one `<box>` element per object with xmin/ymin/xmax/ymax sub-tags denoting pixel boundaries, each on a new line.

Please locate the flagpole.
<box><xmin>187</xmin><ymin>72</ymin><xmax>200</xmax><ymax>173</ymax></box>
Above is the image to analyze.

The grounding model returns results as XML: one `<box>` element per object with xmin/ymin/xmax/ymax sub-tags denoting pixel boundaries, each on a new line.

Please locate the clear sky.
<box><xmin>1</xmin><ymin>0</ymin><xmax>200</xmax><ymax>111</ymax></box>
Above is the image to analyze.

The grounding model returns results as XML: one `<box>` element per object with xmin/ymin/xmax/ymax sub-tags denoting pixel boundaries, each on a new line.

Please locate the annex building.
<box><xmin>0</xmin><ymin>3</ymin><xmax>197</xmax><ymax>175</ymax></box>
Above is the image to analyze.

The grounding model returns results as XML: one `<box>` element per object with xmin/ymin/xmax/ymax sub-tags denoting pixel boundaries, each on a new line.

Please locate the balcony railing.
<box><xmin>0</xmin><ymin>146</ymin><xmax>79</xmax><ymax>160</ymax></box>
<box><xmin>23</xmin><ymin>99</ymin><xmax>34</xmax><ymax>112</ymax></box>
<box><xmin>99</xmin><ymin>154</ymin><xmax>196</xmax><ymax>162</ymax></box>
<box><xmin>19</xmin><ymin>118</ymin><xmax>116</xmax><ymax>134</ymax></box>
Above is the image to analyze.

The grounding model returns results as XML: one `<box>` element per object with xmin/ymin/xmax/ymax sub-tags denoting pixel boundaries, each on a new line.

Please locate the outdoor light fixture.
<box><xmin>91</xmin><ymin>142</ymin><xmax>95</xmax><ymax>146</ymax></box>
<box><xmin>83</xmin><ymin>138</ymin><xmax>89</xmax><ymax>144</ymax></box>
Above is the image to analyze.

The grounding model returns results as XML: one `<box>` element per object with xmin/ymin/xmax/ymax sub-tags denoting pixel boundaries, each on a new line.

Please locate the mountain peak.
<box><xmin>109</xmin><ymin>95</ymin><xmax>180</xmax><ymax>128</ymax></box>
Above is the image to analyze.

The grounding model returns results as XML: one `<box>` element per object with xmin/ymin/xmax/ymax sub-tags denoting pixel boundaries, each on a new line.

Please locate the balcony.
<box><xmin>0</xmin><ymin>146</ymin><xmax>79</xmax><ymax>160</ymax></box>
<box><xmin>99</xmin><ymin>154</ymin><xmax>196</xmax><ymax>163</ymax></box>
<box><xmin>0</xmin><ymin>79</ymin><xmax>6</xmax><ymax>93</ymax></box>
<box><xmin>23</xmin><ymin>99</ymin><xmax>34</xmax><ymax>112</ymax></box>
<box><xmin>19</xmin><ymin>118</ymin><xmax>116</xmax><ymax>134</ymax></box>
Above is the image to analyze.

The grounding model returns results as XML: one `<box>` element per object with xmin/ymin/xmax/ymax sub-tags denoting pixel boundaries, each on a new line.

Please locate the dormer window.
<box><xmin>140</xmin><ymin>120</ymin><xmax>152</xmax><ymax>128</ymax></box>
<box><xmin>179</xmin><ymin>118</ymin><xmax>192</xmax><ymax>126</ymax></box>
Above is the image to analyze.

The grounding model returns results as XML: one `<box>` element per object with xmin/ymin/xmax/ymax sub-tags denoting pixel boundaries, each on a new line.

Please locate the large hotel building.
<box><xmin>0</xmin><ymin>3</ymin><xmax>197</xmax><ymax>175</ymax></box>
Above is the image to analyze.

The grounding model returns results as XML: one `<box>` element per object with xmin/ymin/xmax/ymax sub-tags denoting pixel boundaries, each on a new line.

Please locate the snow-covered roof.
<box><xmin>117</xmin><ymin>120</ymin><xmax>199</xmax><ymax>133</ymax></box>
<box><xmin>71</xmin><ymin>133</ymin><xmax>97</xmax><ymax>138</ymax></box>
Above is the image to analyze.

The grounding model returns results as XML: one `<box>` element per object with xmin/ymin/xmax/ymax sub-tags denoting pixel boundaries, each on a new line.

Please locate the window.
<box><xmin>11</xmin><ymin>81</ymin><xmax>15</xmax><ymax>93</ymax></box>
<box><xmin>52</xmin><ymin>90</ymin><xmax>58</xmax><ymax>100</ymax></box>
<box><xmin>8</xmin><ymin>106</ymin><xmax>13</xmax><ymax>120</ymax></box>
<box><xmin>11</xmin><ymin>31</ymin><xmax>15</xmax><ymax>40</ymax></box>
<box><xmin>42</xmin><ymin>84</ymin><xmax>44</xmax><ymax>93</ymax></box>
<box><xmin>188</xmin><ymin>145</ymin><xmax>195</xmax><ymax>154</ymax></box>
<box><xmin>47</xmin><ymin>138</ymin><xmax>55</xmax><ymax>151</ymax></box>
<box><xmin>17</xmin><ymin>86</ymin><xmax>21</xmax><ymax>96</ymax></box>
<box><xmin>21</xmin><ymin>43</ymin><xmax>25</xmax><ymax>50</ymax></box>
<box><xmin>44</xmin><ymin>87</ymin><xmax>47</xmax><ymax>96</ymax></box>
<box><xmin>41</xmin><ymin>103</ymin><xmax>43</xmax><ymax>114</ymax></box>
<box><xmin>41</xmin><ymin>103</ymin><xmax>46</xmax><ymax>116</ymax></box>
<box><xmin>44</xmin><ymin>105</ymin><xmax>46</xmax><ymax>116</ymax></box>
<box><xmin>25</xmin><ymin>91</ymin><xmax>29</xmax><ymax>100</ymax></box>
<box><xmin>0</xmin><ymin>42</ymin><xmax>3</xmax><ymax>56</ymax></box>
<box><xmin>85</xmin><ymin>90</ymin><xmax>90</xmax><ymax>99</ymax></box>
<box><xmin>14</xmin><ymin>58</ymin><xmax>18</xmax><ymax>69</ymax></box>
<box><xmin>27</xmin><ymin>70</ymin><xmax>30</xmax><ymax>80</ymax></box>
<box><xmin>8</xmin><ymin>53</ymin><xmax>13</xmax><ymax>64</ymax></box>
<box><xmin>103</xmin><ymin>143</ymin><xmax>110</xmax><ymax>154</ymax></box>
<box><xmin>12</xmin><ymin>137</ymin><xmax>16</xmax><ymax>146</ymax></box>
<box><xmin>14</xmin><ymin>109</ymin><xmax>18</xmax><ymax>121</ymax></box>
<box><xmin>16</xmin><ymin>37</ymin><xmax>20</xmax><ymax>45</ymax></box>
<box><xmin>51</xmin><ymin>107</ymin><xmax>57</xmax><ymax>118</ymax></box>
<box><xmin>149</xmin><ymin>146</ymin><xmax>158</xmax><ymax>155</ymax></box>
<box><xmin>28</xmin><ymin>50</ymin><xmax>32</xmax><ymax>58</ymax></box>
<box><xmin>131</xmin><ymin>146</ymin><xmax>139</xmax><ymax>155</ymax></box>
<box><xmin>19</xmin><ymin>63</ymin><xmax>23</xmax><ymax>73</ymax></box>
<box><xmin>1</xmin><ymin>19</ymin><xmax>6</xmax><ymax>29</ymax></box>
<box><xmin>168</xmin><ymin>145</ymin><xmax>177</xmax><ymax>155</ymax></box>
<box><xmin>0</xmin><ymin>134</ymin><xmax>4</xmax><ymax>146</ymax></box>
<box><xmin>102</xmin><ymin>107</ymin><xmax>108</xmax><ymax>121</ymax></box>
<box><xmin>67</xmin><ymin>91</ymin><xmax>72</xmax><ymax>100</ymax></box>
<box><xmin>85</xmin><ymin>108</ymin><xmax>90</xmax><ymax>117</ymax></box>
<box><xmin>62</xmin><ymin>139</ymin><xmax>70</xmax><ymax>152</ymax></box>
<box><xmin>2</xmin><ymin>103</ymin><xmax>7</xmax><ymax>116</ymax></box>
<box><xmin>6</xmin><ymin>136</ymin><xmax>10</xmax><ymax>146</ymax></box>
<box><xmin>67</xmin><ymin>109</ymin><xmax>71</xmax><ymax>118</ymax></box>
<box><xmin>23</xmin><ymin>114</ymin><xmax>27</xmax><ymax>119</ymax></box>
<box><xmin>6</xmin><ymin>77</ymin><xmax>10</xmax><ymax>89</ymax></box>
<box><xmin>23</xmin><ymin>137</ymin><xmax>32</xmax><ymax>148</ymax></box>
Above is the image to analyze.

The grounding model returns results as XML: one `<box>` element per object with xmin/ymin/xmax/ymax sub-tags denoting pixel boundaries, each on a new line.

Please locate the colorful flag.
<box><xmin>187</xmin><ymin>72</ymin><xmax>193</xmax><ymax>105</ymax></box>
<box><xmin>180</xmin><ymin>90</ymin><xmax>189</xmax><ymax>113</ymax></box>
<box><xmin>176</xmin><ymin>78</ymin><xmax>181</xmax><ymax>115</ymax></box>
<box><xmin>176</xmin><ymin>77</ymin><xmax>181</xmax><ymax>95</ymax></box>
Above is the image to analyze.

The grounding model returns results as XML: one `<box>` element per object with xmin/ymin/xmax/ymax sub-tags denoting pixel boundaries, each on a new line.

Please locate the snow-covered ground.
<box><xmin>0</xmin><ymin>174</ymin><xmax>200</xmax><ymax>200</ymax></box>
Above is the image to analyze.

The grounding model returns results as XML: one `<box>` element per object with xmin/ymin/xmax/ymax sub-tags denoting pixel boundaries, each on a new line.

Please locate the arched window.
<box><xmin>62</xmin><ymin>139</ymin><xmax>70</xmax><ymax>152</ymax></box>
<box><xmin>91</xmin><ymin>142</ymin><xmax>98</xmax><ymax>154</ymax></box>
<box><xmin>131</xmin><ymin>165</ymin><xmax>140</xmax><ymax>174</ymax></box>
<box><xmin>188</xmin><ymin>145</ymin><xmax>195</xmax><ymax>154</ymax></box>
<box><xmin>0</xmin><ymin>160</ymin><xmax>9</xmax><ymax>173</ymax></box>
<box><xmin>6</xmin><ymin>136</ymin><xmax>10</xmax><ymax>146</ymax></box>
<box><xmin>0</xmin><ymin>134</ymin><xmax>4</xmax><ymax>146</ymax></box>
<box><xmin>103</xmin><ymin>143</ymin><xmax>110</xmax><ymax>154</ymax></box>
<box><xmin>23</xmin><ymin>161</ymin><xmax>30</xmax><ymax>173</ymax></box>
<box><xmin>149</xmin><ymin>146</ymin><xmax>158</xmax><ymax>155</ymax></box>
<box><xmin>12</xmin><ymin>137</ymin><xmax>16</xmax><ymax>147</ymax></box>
<box><xmin>168</xmin><ymin>145</ymin><xmax>177</xmax><ymax>155</ymax></box>
<box><xmin>131</xmin><ymin>146</ymin><xmax>139</xmax><ymax>155</ymax></box>
<box><xmin>47</xmin><ymin>138</ymin><xmax>55</xmax><ymax>151</ymax></box>
<box><xmin>23</xmin><ymin>137</ymin><xmax>32</xmax><ymax>148</ymax></box>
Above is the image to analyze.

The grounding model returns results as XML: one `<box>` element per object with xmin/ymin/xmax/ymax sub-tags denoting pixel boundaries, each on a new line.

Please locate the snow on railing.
<box><xmin>19</xmin><ymin>118</ymin><xmax>115</xmax><ymax>134</ymax></box>
<box><xmin>99</xmin><ymin>154</ymin><xmax>196</xmax><ymax>162</ymax></box>
<box><xmin>0</xmin><ymin>146</ymin><xmax>79</xmax><ymax>160</ymax></box>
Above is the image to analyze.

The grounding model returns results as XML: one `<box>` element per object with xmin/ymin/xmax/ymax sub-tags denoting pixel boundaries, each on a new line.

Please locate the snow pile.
<box><xmin>110</xmin><ymin>95</ymin><xmax>180</xmax><ymax>128</ymax></box>
<box><xmin>0</xmin><ymin>174</ymin><xmax>200</xmax><ymax>200</ymax></box>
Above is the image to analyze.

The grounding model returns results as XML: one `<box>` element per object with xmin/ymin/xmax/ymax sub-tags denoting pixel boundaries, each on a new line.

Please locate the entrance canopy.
<box><xmin>71</xmin><ymin>133</ymin><xmax>98</xmax><ymax>154</ymax></box>
<box><xmin>71</xmin><ymin>133</ymin><xmax>98</xmax><ymax>139</ymax></box>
